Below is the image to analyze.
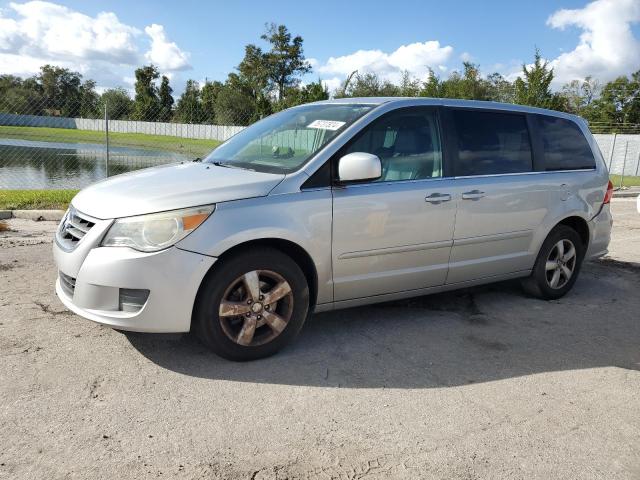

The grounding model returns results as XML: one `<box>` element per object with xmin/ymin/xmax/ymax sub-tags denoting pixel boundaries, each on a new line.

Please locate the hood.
<box><xmin>72</xmin><ymin>162</ymin><xmax>285</xmax><ymax>219</ymax></box>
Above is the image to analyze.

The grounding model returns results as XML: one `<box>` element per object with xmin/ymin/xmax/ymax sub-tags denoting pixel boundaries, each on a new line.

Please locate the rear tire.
<box><xmin>521</xmin><ymin>225</ymin><xmax>585</xmax><ymax>300</ymax></box>
<box><xmin>193</xmin><ymin>247</ymin><xmax>309</xmax><ymax>361</ymax></box>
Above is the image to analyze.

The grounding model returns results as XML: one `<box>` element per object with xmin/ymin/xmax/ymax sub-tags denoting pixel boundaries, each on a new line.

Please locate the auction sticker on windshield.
<box><xmin>307</xmin><ymin>120</ymin><xmax>346</xmax><ymax>130</ymax></box>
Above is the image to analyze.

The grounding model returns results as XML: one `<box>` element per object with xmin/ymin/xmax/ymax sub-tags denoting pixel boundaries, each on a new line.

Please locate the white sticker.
<box><xmin>307</xmin><ymin>119</ymin><xmax>346</xmax><ymax>130</ymax></box>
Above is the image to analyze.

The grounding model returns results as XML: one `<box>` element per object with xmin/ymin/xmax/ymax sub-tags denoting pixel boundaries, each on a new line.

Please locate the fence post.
<box><xmin>607</xmin><ymin>133</ymin><xmax>617</xmax><ymax>171</ymax></box>
<box><xmin>619</xmin><ymin>141</ymin><xmax>628</xmax><ymax>189</ymax></box>
<box><xmin>104</xmin><ymin>102</ymin><xmax>110</xmax><ymax>178</ymax></box>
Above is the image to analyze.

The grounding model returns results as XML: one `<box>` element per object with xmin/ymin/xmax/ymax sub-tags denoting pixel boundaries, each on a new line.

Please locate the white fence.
<box><xmin>593</xmin><ymin>134</ymin><xmax>640</xmax><ymax>177</ymax></box>
<box><xmin>0</xmin><ymin>112</ymin><xmax>245</xmax><ymax>142</ymax></box>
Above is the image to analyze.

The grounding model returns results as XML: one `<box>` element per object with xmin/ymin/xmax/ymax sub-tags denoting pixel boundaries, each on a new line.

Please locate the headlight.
<box><xmin>101</xmin><ymin>205</ymin><xmax>214</xmax><ymax>252</ymax></box>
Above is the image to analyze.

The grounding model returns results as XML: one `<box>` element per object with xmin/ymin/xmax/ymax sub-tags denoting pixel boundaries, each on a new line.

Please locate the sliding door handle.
<box><xmin>462</xmin><ymin>190</ymin><xmax>485</xmax><ymax>200</ymax></box>
<box><xmin>425</xmin><ymin>193</ymin><xmax>452</xmax><ymax>204</ymax></box>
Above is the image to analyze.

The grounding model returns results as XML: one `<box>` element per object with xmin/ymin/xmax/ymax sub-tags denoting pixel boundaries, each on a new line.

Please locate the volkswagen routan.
<box><xmin>54</xmin><ymin>98</ymin><xmax>613</xmax><ymax>360</ymax></box>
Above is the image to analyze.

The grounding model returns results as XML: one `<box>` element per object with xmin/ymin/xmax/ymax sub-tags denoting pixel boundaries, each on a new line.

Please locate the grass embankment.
<box><xmin>0</xmin><ymin>125</ymin><xmax>221</xmax><ymax>156</ymax></box>
<box><xmin>610</xmin><ymin>175</ymin><xmax>640</xmax><ymax>187</ymax></box>
<box><xmin>0</xmin><ymin>189</ymin><xmax>78</xmax><ymax>210</ymax></box>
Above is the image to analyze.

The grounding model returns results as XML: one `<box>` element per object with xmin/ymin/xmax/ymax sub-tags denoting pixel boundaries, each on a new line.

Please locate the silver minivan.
<box><xmin>53</xmin><ymin>98</ymin><xmax>613</xmax><ymax>360</ymax></box>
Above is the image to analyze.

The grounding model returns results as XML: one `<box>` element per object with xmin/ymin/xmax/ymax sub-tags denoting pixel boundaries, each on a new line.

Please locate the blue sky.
<box><xmin>0</xmin><ymin>0</ymin><xmax>638</xmax><ymax>93</ymax></box>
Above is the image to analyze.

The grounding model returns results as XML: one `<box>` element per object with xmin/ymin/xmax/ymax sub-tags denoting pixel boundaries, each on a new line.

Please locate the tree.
<box><xmin>439</xmin><ymin>62</ymin><xmax>489</xmax><ymax>100</ymax></box>
<box><xmin>38</xmin><ymin>65</ymin><xmax>86</xmax><ymax>116</ymax></box>
<box><xmin>79</xmin><ymin>80</ymin><xmax>99</xmax><ymax>118</ymax></box>
<box><xmin>132</xmin><ymin>64</ymin><xmax>161</xmax><ymax>121</ymax></box>
<box><xmin>342</xmin><ymin>72</ymin><xmax>400</xmax><ymax>97</ymax></box>
<box><xmin>514</xmin><ymin>49</ymin><xmax>565</xmax><ymax>110</ymax></box>
<box><xmin>261</xmin><ymin>23</ymin><xmax>312</xmax><ymax>101</ymax></box>
<box><xmin>214</xmin><ymin>81</ymin><xmax>259</xmax><ymax>126</ymax></box>
<box><xmin>559</xmin><ymin>76</ymin><xmax>601</xmax><ymax>118</ymax></box>
<box><xmin>0</xmin><ymin>74</ymin><xmax>44</xmax><ymax>115</ymax></box>
<box><xmin>99</xmin><ymin>88</ymin><xmax>133</xmax><ymax>120</ymax></box>
<box><xmin>588</xmin><ymin>71</ymin><xmax>640</xmax><ymax>127</ymax></box>
<box><xmin>276</xmin><ymin>79</ymin><xmax>329</xmax><ymax>110</ymax></box>
<box><xmin>158</xmin><ymin>75</ymin><xmax>174</xmax><ymax>122</ymax></box>
<box><xmin>398</xmin><ymin>71</ymin><xmax>421</xmax><ymax>97</ymax></box>
<box><xmin>485</xmin><ymin>73</ymin><xmax>515</xmax><ymax>103</ymax></box>
<box><xmin>174</xmin><ymin>79</ymin><xmax>203</xmax><ymax>123</ymax></box>
<box><xmin>419</xmin><ymin>69</ymin><xmax>443</xmax><ymax>98</ymax></box>
<box><xmin>201</xmin><ymin>80</ymin><xmax>224</xmax><ymax>123</ymax></box>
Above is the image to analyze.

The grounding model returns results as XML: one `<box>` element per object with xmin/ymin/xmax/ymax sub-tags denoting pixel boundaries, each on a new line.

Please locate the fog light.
<box><xmin>119</xmin><ymin>288</ymin><xmax>150</xmax><ymax>312</ymax></box>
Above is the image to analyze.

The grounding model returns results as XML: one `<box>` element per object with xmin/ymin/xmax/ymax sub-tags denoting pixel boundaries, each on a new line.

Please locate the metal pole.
<box><xmin>104</xmin><ymin>101</ymin><xmax>109</xmax><ymax>178</ymax></box>
<box><xmin>635</xmin><ymin>148</ymin><xmax>640</xmax><ymax>177</ymax></box>
<box><xmin>619</xmin><ymin>141</ymin><xmax>628</xmax><ymax>189</ymax></box>
<box><xmin>608</xmin><ymin>133</ymin><xmax>617</xmax><ymax>171</ymax></box>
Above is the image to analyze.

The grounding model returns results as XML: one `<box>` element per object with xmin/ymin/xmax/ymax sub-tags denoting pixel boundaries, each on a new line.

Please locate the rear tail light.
<box><xmin>603</xmin><ymin>180</ymin><xmax>613</xmax><ymax>205</ymax></box>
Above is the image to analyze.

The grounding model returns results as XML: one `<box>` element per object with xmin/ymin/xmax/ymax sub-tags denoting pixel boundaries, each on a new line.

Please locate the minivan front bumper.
<box><xmin>54</xmin><ymin>233</ymin><xmax>216</xmax><ymax>333</ymax></box>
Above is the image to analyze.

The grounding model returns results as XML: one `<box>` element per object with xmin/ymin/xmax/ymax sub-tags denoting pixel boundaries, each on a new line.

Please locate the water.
<box><xmin>0</xmin><ymin>138</ymin><xmax>192</xmax><ymax>189</ymax></box>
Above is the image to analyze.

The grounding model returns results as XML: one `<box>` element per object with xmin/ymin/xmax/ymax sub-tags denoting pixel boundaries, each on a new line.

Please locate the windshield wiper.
<box><xmin>209</xmin><ymin>161</ymin><xmax>254</xmax><ymax>171</ymax></box>
<box><xmin>210</xmin><ymin>161</ymin><xmax>233</xmax><ymax>168</ymax></box>
<box><xmin>192</xmin><ymin>157</ymin><xmax>202</xmax><ymax>162</ymax></box>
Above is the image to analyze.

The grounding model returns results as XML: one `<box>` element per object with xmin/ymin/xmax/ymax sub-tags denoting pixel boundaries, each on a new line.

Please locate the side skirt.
<box><xmin>313</xmin><ymin>269</ymin><xmax>531</xmax><ymax>313</ymax></box>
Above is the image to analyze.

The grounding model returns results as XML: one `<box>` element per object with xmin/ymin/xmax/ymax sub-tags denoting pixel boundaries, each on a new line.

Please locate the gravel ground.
<box><xmin>1</xmin><ymin>199</ymin><xmax>639</xmax><ymax>479</ymax></box>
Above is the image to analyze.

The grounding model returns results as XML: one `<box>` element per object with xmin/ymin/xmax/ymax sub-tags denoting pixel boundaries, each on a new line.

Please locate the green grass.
<box><xmin>0</xmin><ymin>189</ymin><xmax>78</xmax><ymax>210</ymax></box>
<box><xmin>610</xmin><ymin>175</ymin><xmax>640</xmax><ymax>187</ymax></box>
<box><xmin>0</xmin><ymin>125</ymin><xmax>221</xmax><ymax>157</ymax></box>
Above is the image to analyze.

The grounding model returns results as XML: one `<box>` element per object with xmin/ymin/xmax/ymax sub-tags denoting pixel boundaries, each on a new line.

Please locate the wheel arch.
<box><xmin>556</xmin><ymin>215</ymin><xmax>590</xmax><ymax>248</ymax></box>
<box><xmin>194</xmin><ymin>238</ymin><xmax>319</xmax><ymax>316</ymax></box>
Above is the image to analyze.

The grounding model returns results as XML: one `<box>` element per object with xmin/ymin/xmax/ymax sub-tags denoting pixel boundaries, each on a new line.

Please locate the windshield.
<box><xmin>203</xmin><ymin>103</ymin><xmax>375</xmax><ymax>173</ymax></box>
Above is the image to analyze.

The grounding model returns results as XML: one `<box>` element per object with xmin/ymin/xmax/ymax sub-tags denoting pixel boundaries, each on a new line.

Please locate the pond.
<box><xmin>0</xmin><ymin>138</ymin><xmax>193</xmax><ymax>189</ymax></box>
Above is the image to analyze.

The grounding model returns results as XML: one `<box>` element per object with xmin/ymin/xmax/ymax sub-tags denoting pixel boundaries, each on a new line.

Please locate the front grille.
<box><xmin>57</xmin><ymin>207</ymin><xmax>96</xmax><ymax>251</ymax></box>
<box><xmin>59</xmin><ymin>271</ymin><xmax>76</xmax><ymax>298</ymax></box>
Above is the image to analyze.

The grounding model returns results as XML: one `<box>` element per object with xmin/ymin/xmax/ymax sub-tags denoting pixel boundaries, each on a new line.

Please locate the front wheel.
<box><xmin>193</xmin><ymin>247</ymin><xmax>310</xmax><ymax>361</ymax></box>
<box><xmin>521</xmin><ymin>225</ymin><xmax>585</xmax><ymax>300</ymax></box>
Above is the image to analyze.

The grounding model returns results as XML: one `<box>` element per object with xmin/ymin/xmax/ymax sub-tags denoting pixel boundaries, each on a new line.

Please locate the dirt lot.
<box><xmin>1</xmin><ymin>199</ymin><xmax>639</xmax><ymax>480</ymax></box>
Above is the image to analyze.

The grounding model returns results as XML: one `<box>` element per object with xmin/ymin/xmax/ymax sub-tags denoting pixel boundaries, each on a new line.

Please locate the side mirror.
<box><xmin>338</xmin><ymin>152</ymin><xmax>382</xmax><ymax>183</ymax></box>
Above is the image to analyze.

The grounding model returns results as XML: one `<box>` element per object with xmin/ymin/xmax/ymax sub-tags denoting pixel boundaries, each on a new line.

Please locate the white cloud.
<box><xmin>144</xmin><ymin>24</ymin><xmax>190</xmax><ymax>71</ymax></box>
<box><xmin>317</xmin><ymin>41</ymin><xmax>454</xmax><ymax>86</ymax></box>
<box><xmin>0</xmin><ymin>1</ymin><xmax>191</xmax><ymax>87</ymax></box>
<box><xmin>546</xmin><ymin>0</ymin><xmax>640</xmax><ymax>84</ymax></box>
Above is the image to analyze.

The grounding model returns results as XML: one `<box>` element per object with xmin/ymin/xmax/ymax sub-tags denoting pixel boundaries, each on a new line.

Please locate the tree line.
<box><xmin>0</xmin><ymin>23</ymin><xmax>638</xmax><ymax>131</ymax></box>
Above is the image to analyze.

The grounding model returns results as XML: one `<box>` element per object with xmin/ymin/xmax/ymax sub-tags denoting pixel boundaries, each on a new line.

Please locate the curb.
<box><xmin>0</xmin><ymin>209</ymin><xmax>66</xmax><ymax>221</ymax></box>
<box><xmin>612</xmin><ymin>190</ymin><xmax>639</xmax><ymax>198</ymax></box>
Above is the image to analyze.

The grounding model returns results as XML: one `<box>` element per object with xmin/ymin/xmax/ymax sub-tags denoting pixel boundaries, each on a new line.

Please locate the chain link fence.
<box><xmin>0</xmin><ymin>97</ymin><xmax>639</xmax><ymax>189</ymax></box>
<box><xmin>0</xmin><ymin>96</ymin><xmax>254</xmax><ymax>189</ymax></box>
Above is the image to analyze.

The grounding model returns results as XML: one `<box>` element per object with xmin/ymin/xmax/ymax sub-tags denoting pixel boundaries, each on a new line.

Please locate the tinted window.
<box><xmin>452</xmin><ymin>110</ymin><xmax>532</xmax><ymax>176</ymax></box>
<box><xmin>537</xmin><ymin>116</ymin><xmax>596</xmax><ymax>170</ymax></box>
<box><xmin>341</xmin><ymin>108</ymin><xmax>442</xmax><ymax>182</ymax></box>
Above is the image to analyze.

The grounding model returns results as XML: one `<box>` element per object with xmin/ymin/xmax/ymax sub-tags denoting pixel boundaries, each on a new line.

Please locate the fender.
<box><xmin>177</xmin><ymin>190</ymin><xmax>334</xmax><ymax>304</ymax></box>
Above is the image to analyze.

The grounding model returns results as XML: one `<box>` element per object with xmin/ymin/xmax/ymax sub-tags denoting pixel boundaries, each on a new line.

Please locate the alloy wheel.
<box><xmin>545</xmin><ymin>239</ymin><xmax>577</xmax><ymax>289</ymax></box>
<box><xmin>218</xmin><ymin>270</ymin><xmax>294</xmax><ymax>347</ymax></box>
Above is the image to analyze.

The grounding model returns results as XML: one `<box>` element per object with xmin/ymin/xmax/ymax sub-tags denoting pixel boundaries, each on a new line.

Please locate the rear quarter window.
<box><xmin>536</xmin><ymin>116</ymin><xmax>596</xmax><ymax>171</ymax></box>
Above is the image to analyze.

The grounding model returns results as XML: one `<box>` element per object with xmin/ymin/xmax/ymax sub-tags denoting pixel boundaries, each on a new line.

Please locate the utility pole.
<box><xmin>104</xmin><ymin>101</ymin><xmax>110</xmax><ymax>178</ymax></box>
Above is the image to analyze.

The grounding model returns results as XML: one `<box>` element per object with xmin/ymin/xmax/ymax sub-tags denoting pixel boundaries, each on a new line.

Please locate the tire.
<box><xmin>521</xmin><ymin>225</ymin><xmax>585</xmax><ymax>300</ymax></box>
<box><xmin>193</xmin><ymin>247</ymin><xmax>310</xmax><ymax>361</ymax></box>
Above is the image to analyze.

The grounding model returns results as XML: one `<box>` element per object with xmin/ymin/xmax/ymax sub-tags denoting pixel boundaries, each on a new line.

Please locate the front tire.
<box><xmin>193</xmin><ymin>247</ymin><xmax>309</xmax><ymax>361</ymax></box>
<box><xmin>521</xmin><ymin>225</ymin><xmax>585</xmax><ymax>300</ymax></box>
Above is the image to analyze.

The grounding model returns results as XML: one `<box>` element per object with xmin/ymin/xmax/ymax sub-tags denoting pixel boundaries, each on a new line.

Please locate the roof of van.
<box><xmin>312</xmin><ymin>97</ymin><xmax>585</xmax><ymax>123</ymax></box>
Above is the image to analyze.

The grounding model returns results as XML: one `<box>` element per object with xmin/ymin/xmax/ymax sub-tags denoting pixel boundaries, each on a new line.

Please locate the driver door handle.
<box><xmin>425</xmin><ymin>193</ymin><xmax>452</xmax><ymax>204</ymax></box>
<box><xmin>462</xmin><ymin>190</ymin><xmax>485</xmax><ymax>200</ymax></box>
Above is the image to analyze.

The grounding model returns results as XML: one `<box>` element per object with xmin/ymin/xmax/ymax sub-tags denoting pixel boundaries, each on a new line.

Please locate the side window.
<box><xmin>452</xmin><ymin>110</ymin><xmax>533</xmax><ymax>176</ymax></box>
<box><xmin>341</xmin><ymin>108</ymin><xmax>442</xmax><ymax>182</ymax></box>
<box><xmin>537</xmin><ymin>116</ymin><xmax>596</xmax><ymax>170</ymax></box>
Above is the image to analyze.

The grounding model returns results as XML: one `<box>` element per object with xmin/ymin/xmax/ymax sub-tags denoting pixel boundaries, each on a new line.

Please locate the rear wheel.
<box><xmin>521</xmin><ymin>225</ymin><xmax>585</xmax><ymax>300</ymax></box>
<box><xmin>193</xmin><ymin>247</ymin><xmax>309</xmax><ymax>361</ymax></box>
